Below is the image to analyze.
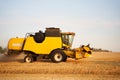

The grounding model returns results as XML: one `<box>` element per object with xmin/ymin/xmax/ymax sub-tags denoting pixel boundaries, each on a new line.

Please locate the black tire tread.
<box><xmin>50</xmin><ymin>49</ymin><xmax>66</xmax><ymax>63</ymax></box>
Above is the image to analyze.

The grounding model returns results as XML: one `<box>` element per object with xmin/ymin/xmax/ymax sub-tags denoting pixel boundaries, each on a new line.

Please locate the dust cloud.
<box><xmin>0</xmin><ymin>53</ymin><xmax>25</xmax><ymax>62</ymax></box>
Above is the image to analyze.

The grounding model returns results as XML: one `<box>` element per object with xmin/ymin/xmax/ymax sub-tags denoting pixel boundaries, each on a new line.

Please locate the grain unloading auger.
<box><xmin>7</xmin><ymin>27</ymin><xmax>92</xmax><ymax>63</ymax></box>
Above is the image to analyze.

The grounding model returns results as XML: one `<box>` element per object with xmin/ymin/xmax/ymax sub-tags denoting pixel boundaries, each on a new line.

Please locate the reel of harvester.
<box><xmin>74</xmin><ymin>44</ymin><xmax>92</xmax><ymax>59</ymax></box>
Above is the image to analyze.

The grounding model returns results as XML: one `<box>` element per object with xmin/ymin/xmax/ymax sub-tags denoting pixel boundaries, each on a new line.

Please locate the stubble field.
<box><xmin>0</xmin><ymin>52</ymin><xmax>120</xmax><ymax>80</ymax></box>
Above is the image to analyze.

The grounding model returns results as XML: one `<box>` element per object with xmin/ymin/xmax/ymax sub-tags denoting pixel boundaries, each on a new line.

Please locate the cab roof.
<box><xmin>61</xmin><ymin>32</ymin><xmax>75</xmax><ymax>35</ymax></box>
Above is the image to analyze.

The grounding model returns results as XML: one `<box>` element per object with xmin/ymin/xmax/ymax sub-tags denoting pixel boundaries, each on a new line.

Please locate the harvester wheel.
<box><xmin>51</xmin><ymin>50</ymin><xmax>66</xmax><ymax>63</ymax></box>
<box><xmin>62</xmin><ymin>55</ymin><xmax>67</xmax><ymax>62</ymax></box>
<box><xmin>24</xmin><ymin>56</ymin><xmax>33</xmax><ymax>63</ymax></box>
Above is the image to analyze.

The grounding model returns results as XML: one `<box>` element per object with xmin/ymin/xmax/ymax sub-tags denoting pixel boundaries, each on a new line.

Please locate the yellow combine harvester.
<box><xmin>7</xmin><ymin>27</ymin><xmax>92</xmax><ymax>63</ymax></box>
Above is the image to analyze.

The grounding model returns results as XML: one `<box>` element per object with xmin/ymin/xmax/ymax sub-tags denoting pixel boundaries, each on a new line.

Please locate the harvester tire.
<box><xmin>62</xmin><ymin>55</ymin><xmax>67</xmax><ymax>62</ymax></box>
<box><xmin>24</xmin><ymin>56</ymin><xmax>33</xmax><ymax>63</ymax></box>
<box><xmin>51</xmin><ymin>50</ymin><xmax>66</xmax><ymax>63</ymax></box>
<box><xmin>33</xmin><ymin>31</ymin><xmax>45</xmax><ymax>43</ymax></box>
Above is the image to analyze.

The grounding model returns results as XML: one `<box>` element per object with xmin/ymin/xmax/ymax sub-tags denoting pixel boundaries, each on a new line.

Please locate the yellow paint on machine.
<box><xmin>84</xmin><ymin>53</ymin><xmax>91</xmax><ymax>58</ymax></box>
<box><xmin>23</xmin><ymin>37</ymin><xmax>62</xmax><ymax>54</ymax></box>
<box><xmin>83</xmin><ymin>46</ymin><xmax>91</xmax><ymax>52</ymax></box>
<box><xmin>8</xmin><ymin>38</ymin><xmax>25</xmax><ymax>50</ymax></box>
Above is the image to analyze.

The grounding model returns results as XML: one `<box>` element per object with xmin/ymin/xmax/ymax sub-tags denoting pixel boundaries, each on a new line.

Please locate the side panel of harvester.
<box><xmin>8</xmin><ymin>38</ymin><xmax>25</xmax><ymax>50</ymax></box>
<box><xmin>23</xmin><ymin>37</ymin><xmax>62</xmax><ymax>54</ymax></box>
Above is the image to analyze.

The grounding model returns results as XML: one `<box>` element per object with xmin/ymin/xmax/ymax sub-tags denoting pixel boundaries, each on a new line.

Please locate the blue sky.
<box><xmin>0</xmin><ymin>0</ymin><xmax>120</xmax><ymax>52</ymax></box>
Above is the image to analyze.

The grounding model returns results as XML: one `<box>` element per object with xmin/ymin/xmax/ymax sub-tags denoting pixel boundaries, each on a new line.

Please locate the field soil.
<box><xmin>0</xmin><ymin>52</ymin><xmax>120</xmax><ymax>80</ymax></box>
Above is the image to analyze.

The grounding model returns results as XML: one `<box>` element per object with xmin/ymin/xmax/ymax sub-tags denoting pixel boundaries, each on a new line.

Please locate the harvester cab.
<box><xmin>62</xmin><ymin>32</ymin><xmax>75</xmax><ymax>49</ymax></box>
<box><xmin>7</xmin><ymin>27</ymin><xmax>92</xmax><ymax>63</ymax></box>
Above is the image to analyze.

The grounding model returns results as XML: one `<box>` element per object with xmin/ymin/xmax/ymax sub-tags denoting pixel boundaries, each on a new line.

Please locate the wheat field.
<box><xmin>0</xmin><ymin>52</ymin><xmax>120</xmax><ymax>80</ymax></box>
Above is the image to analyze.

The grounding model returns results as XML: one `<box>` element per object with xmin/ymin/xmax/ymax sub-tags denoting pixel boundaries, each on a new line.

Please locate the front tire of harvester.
<box><xmin>51</xmin><ymin>50</ymin><xmax>66</xmax><ymax>63</ymax></box>
<box><xmin>24</xmin><ymin>56</ymin><xmax>33</xmax><ymax>63</ymax></box>
<box><xmin>62</xmin><ymin>55</ymin><xmax>67</xmax><ymax>62</ymax></box>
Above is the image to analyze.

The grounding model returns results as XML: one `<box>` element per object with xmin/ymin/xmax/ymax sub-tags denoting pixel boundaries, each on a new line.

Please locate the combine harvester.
<box><xmin>7</xmin><ymin>27</ymin><xmax>92</xmax><ymax>63</ymax></box>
